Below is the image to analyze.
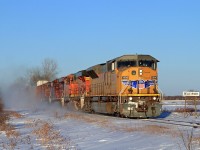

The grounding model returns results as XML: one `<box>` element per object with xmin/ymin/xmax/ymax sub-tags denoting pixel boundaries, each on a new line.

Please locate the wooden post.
<box><xmin>184</xmin><ymin>96</ymin><xmax>187</xmax><ymax>117</ymax></box>
<box><xmin>194</xmin><ymin>96</ymin><xmax>197</xmax><ymax>118</ymax></box>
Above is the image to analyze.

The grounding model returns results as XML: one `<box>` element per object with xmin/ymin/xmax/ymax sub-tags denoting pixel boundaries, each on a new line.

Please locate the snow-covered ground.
<box><xmin>162</xmin><ymin>100</ymin><xmax>200</xmax><ymax>112</ymax></box>
<box><xmin>0</xmin><ymin>100</ymin><xmax>200</xmax><ymax>150</ymax></box>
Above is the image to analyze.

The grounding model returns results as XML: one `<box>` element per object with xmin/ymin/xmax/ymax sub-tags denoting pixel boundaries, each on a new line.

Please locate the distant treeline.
<box><xmin>164</xmin><ymin>96</ymin><xmax>200</xmax><ymax>100</ymax></box>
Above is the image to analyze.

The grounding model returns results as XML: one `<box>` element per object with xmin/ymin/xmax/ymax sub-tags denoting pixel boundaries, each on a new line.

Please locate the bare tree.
<box><xmin>28</xmin><ymin>58</ymin><xmax>58</xmax><ymax>86</ymax></box>
<box><xmin>28</xmin><ymin>67</ymin><xmax>43</xmax><ymax>86</ymax></box>
<box><xmin>42</xmin><ymin>58</ymin><xmax>58</xmax><ymax>81</ymax></box>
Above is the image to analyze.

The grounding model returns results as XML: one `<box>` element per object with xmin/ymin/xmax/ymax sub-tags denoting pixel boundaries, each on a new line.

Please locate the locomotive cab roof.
<box><xmin>107</xmin><ymin>54</ymin><xmax>159</xmax><ymax>63</ymax></box>
<box><xmin>83</xmin><ymin>54</ymin><xmax>159</xmax><ymax>76</ymax></box>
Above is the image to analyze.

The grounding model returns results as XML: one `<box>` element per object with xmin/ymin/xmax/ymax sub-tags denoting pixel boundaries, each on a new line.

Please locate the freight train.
<box><xmin>36</xmin><ymin>54</ymin><xmax>163</xmax><ymax>118</ymax></box>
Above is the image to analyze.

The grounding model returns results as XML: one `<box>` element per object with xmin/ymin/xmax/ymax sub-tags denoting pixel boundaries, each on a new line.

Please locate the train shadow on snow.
<box><xmin>152</xmin><ymin>111</ymin><xmax>172</xmax><ymax>119</ymax></box>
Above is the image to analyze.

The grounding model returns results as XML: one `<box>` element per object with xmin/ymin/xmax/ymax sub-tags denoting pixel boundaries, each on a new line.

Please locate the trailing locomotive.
<box><xmin>36</xmin><ymin>54</ymin><xmax>163</xmax><ymax>118</ymax></box>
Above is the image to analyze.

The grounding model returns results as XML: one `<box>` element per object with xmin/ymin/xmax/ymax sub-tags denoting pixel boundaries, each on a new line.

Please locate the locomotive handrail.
<box><xmin>118</xmin><ymin>84</ymin><xmax>129</xmax><ymax>109</ymax></box>
<box><xmin>157</xmin><ymin>86</ymin><xmax>163</xmax><ymax>101</ymax></box>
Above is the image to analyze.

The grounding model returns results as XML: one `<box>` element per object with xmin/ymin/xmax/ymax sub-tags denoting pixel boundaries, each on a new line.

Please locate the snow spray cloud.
<box><xmin>0</xmin><ymin>64</ymin><xmax>73</xmax><ymax>119</ymax></box>
<box><xmin>2</xmin><ymin>82</ymin><xmax>36</xmax><ymax>110</ymax></box>
<box><xmin>0</xmin><ymin>65</ymin><xmax>41</xmax><ymax>110</ymax></box>
<box><xmin>0</xmin><ymin>66</ymin><xmax>68</xmax><ymax>116</ymax></box>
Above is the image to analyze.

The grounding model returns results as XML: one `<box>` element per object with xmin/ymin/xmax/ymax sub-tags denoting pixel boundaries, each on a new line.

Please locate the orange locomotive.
<box><xmin>36</xmin><ymin>54</ymin><xmax>162</xmax><ymax>118</ymax></box>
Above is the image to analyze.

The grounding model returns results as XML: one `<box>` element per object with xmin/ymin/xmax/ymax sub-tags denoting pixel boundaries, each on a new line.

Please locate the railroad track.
<box><xmin>77</xmin><ymin>111</ymin><xmax>200</xmax><ymax>128</ymax></box>
<box><xmin>142</xmin><ymin>118</ymin><xmax>200</xmax><ymax>128</ymax></box>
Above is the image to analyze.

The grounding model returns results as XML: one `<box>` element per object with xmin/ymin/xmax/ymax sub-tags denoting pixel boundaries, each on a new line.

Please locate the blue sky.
<box><xmin>0</xmin><ymin>0</ymin><xmax>200</xmax><ymax>95</ymax></box>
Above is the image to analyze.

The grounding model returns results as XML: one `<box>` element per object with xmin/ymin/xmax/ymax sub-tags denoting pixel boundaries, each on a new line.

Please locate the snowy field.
<box><xmin>0</xmin><ymin>100</ymin><xmax>200</xmax><ymax>150</ymax></box>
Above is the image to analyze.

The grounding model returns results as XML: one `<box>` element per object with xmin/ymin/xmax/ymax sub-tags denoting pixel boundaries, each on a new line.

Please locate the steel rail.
<box><xmin>142</xmin><ymin>118</ymin><xmax>200</xmax><ymax>128</ymax></box>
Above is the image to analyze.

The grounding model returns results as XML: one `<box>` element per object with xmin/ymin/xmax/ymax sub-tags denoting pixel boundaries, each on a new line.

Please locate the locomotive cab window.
<box><xmin>117</xmin><ymin>60</ymin><xmax>136</xmax><ymax>69</ymax></box>
<box><xmin>139</xmin><ymin>60</ymin><xmax>156</xmax><ymax>70</ymax></box>
<box><xmin>111</xmin><ymin>62</ymin><xmax>115</xmax><ymax>71</ymax></box>
<box><xmin>107</xmin><ymin>61</ymin><xmax>115</xmax><ymax>72</ymax></box>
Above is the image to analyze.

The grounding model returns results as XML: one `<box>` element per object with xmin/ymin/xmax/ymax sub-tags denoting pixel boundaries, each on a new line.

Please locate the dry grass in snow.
<box><xmin>31</xmin><ymin>119</ymin><xmax>72</xmax><ymax>150</ymax></box>
<box><xmin>0</xmin><ymin>111</ymin><xmax>21</xmax><ymax>149</ymax></box>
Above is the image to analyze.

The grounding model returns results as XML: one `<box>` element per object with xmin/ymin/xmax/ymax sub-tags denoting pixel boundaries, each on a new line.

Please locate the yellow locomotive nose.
<box><xmin>119</xmin><ymin>64</ymin><xmax>159</xmax><ymax>95</ymax></box>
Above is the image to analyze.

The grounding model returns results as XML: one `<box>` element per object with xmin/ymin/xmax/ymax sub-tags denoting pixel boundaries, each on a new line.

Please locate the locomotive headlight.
<box><xmin>139</xmin><ymin>69</ymin><xmax>143</xmax><ymax>75</ymax></box>
<box><xmin>129</xmin><ymin>97</ymin><xmax>133</xmax><ymax>101</ymax></box>
<box><xmin>153</xmin><ymin>97</ymin><xmax>157</xmax><ymax>100</ymax></box>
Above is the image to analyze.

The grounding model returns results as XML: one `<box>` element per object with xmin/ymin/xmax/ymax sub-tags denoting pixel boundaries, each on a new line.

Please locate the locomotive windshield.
<box><xmin>139</xmin><ymin>60</ymin><xmax>156</xmax><ymax>70</ymax></box>
<box><xmin>117</xmin><ymin>60</ymin><xmax>137</xmax><ymax>68</ymax></box>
